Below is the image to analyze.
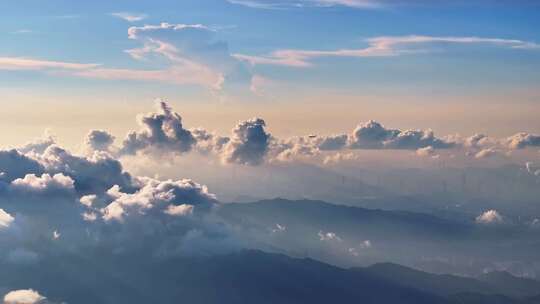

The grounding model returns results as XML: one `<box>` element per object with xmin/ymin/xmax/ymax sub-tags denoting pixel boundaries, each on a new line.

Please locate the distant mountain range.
<box><xmin>2</xmin><ymin>249</ymin><xmax>538</xmax><ymax>304</ymax></box>
<box><xmin>218</xmin><ymin>198</ymin><xmax>472</xmax><ymax>240</ymax></box>
<box><xmin>361</xmin><ymin>262</ymin><xmax>540</xmax><ymax>298</ymax></box>
<box><xmin>217</xmin><ymin>198</ymin><xmax>539</xmax><ymax>277</ymax></box>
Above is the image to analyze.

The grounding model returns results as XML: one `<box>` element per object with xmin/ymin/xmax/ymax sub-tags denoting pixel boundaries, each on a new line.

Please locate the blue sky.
<box><xmin>1</xmin><ymin>0</ymin><xmax>540</xmax><ymax>146</ymax></box>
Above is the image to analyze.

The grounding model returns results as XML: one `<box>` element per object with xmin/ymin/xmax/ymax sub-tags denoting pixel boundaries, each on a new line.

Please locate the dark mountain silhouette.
<box><xmin>360</xmin><ymin>262</ymin><xmax>540</xmax><ymax>299</ymax></box>
<box><xmin>219</xmin><ymin>198</ymin><xmax>472</xmax><ymax>240</ymax></box>
<box><xmin>478</xmin><ymin>271</ymin><xmax>540</xmax><ymax>298</ymax></box>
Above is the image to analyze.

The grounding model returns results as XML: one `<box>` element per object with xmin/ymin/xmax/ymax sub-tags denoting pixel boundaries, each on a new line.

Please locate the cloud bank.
<box><xmin>75</xmin><ymin>100</ymin><xmax>540</xmax><ymax>168</ymax></box>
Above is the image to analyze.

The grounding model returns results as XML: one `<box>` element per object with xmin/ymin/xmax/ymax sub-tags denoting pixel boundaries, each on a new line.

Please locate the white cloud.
<box><xmin>235</xmin><ymin>35</ymin><xmax>540</xmax><ymax>67</ymax></box>
<box><xmin>110</xmin><ymin>12</ymin><xmax>148</xmax><ymax>22</ymax></box>
<box><xmin>318</xmin><ymin>230</ymin><xmax>342</xmax><ymax>241</ymax></box>
<box><xmin>359</xmin><ymin>240</ymin><xmax>372</xmax><ymax>249</ymax></box>
<box><xmin>80</xmin><ymin>194</ymin><xmax>97</xmax><ymax>207</ymax></box>
<box><xmin>227</xmin><ymin>0</ymin><xmax>383</xmax><ymax>9</ymax></box>
<box><xmin>0</xmin><ymin>57</ymin><xmax>99</xmax><ymax>71</ymax></box>
<box><xmin>476</xmin><ymin>210</ymin><xmax>503</xmax><ymax>224</ymax></box>
<box><xmin>0</xmin><ymin>208</ymin><xmax>14</xmax><ymax>230</ymax></box>
<box><xmin>119</xmin><ymin>100</ymin><xmax>197</xmax><ymax>156</ymax></box>
<box><xmin>474</xmin><ymin>148</ymin><xmax>498</xmax><ymax>159</ymax></box>
<box><xmin>11</xmin><ymin>173</ymin><xmax>75</xmax><ymax>192</ymax></box>
<box><xmin>349</xmin><ymin>120</ymin><xmax>454</xmax><ymax>150</ymax></box>
<box><xmin>416</xmin><ymin>146</ymin><xmax>436</xmax><ymax>157</ymax></box>
<box><xmin>3</xmin><ymin>289</ymin><xmax>45</xmax><ymax>304</ymax></box>
<box><xmin>1</xmin><ymin>22</ymin><xmax>228</xmax><ymax>90</ymax></box>
<box><xmin>53</xmin><ymin>230</ymin><xmax>61</xmax><ymax>240</ymax></box>
<box><xmin>507</xmin><ymin>133</ymin><xmax>540</xmax><ymax>149</ymax></box>
<box><xmin>271</xmin><ymin>223</ymin><xmax>287</xmax><ymax>233</ymax></box>
<box><xmin>164</xmin><ymin>204</ymin><xmax>194</xmax><ymax>216</ymax></box>
<box><xmin>101</xmin><ymin>177</ymin><xmax>217</xmax><ymax>222</ymax></box>
<box><xmin>85</xmin><ymin>130</ymin><xmax>115</xmax><ymax>153</ymax></box>
<box><xmin>11</xmin><ymin>29</ymin><xmax>33</xmax><ymax>34</ymax></box>
<box><xmin>222</xmin><ymin>118</ymin><xmax>270</xmax><ymax>165</ymax></box>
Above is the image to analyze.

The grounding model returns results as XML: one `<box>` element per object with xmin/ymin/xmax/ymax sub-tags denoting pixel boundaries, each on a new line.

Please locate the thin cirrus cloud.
<box><xmin>0</xmin><ymin>23</ymin><xmax>227</xmax><ymax>90</ymax></box>
<box><xmin>226</xmin><ymin>0</ymin><xmax>384</xmax><ymax>9</ymax></box>
<box><xmin>227</xmin><ymin>0</ymin><xmax>539</xmax><ymax>9</ymax></box>
<box><xmin>110</xmin><ymin>12</ymin><xmax>148</xmax><ymax>22</ymax></box>
<box><xmin>234</xmin><ymin>35</ymin><xmax>540</xmax><ymax>67</ymax></box>
<box><xmin>0</xmin><ymin>57</ymin><xmax>100</xmax><ymax>71</ymax></box>
<box><xmin>2</xmin><ymin>29</ymin><xmax>538</xmax><ymax>89</ymax></box>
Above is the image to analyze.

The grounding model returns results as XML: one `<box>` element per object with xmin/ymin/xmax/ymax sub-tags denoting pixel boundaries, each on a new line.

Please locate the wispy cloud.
<box><xmin>227</xmin><ymin>0</ymin><xmax>384</xmax><ymax>9</ymax></box>
<box><xmin>227</xmin><ymin>0</ymin><xmax>540</xmax><ymax>9</ymax></box>
<box><xmin>0</xmin><ymin>23</ymin><xmax>228</xmax><ymax>90</ymax></box>
<box><xmin>234</xmin><ymin>35</ymin><xmax>540</xmax><ymax>67</ymax></box>
<box><xmin>110</xmin><ymin>12</ymin><xmax>148</xmax><ymax>22</ymax></box>
<box><xmin>10</xmin><ymin>29</ymin><xmax>33</xmax><ymax>34</ymax></box>
<box><xmin>0</xmin><ymin>57</ymin><xmax>100</xmax><ymax>71</ymax></box>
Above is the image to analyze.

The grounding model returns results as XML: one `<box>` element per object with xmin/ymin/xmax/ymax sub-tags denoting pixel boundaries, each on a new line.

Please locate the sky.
<box><xmin>1</xmin><ymin>0</ymin><xmax>540</xmax><ymax>149</ymax></box>
<box><xmin>2</xmin><ymin>3</ymin><xmax>540</xmax><ymax>302</ymax></box>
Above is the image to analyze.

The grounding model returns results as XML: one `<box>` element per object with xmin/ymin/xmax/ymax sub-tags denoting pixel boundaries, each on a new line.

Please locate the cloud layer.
<box><xmin>76</xmin><ymin>100</ymin><xmax>540</xmax><ymax>168</ymax></box>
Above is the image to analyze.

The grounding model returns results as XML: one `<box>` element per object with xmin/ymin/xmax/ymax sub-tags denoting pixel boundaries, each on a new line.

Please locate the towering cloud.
<box><xmin>120</xmin><ymin>100</ymin><xmax>196</xmax><ymax>156</ymax></box>
<box><xmin>222</xmin><ymin>118</ymin><xmax>270</xmax><ymax>165</ymax></box>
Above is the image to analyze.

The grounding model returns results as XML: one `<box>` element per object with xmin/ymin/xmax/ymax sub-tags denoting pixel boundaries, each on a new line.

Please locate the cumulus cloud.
<box><xmin>271</xmin><ymin>136</ymin><xmax>319</xmax><ymax>162</ymax></box>
<box><xmin>35</xmin><ymin>145</ymin><xmax>134</xmax><ymax>194</ymax></box>
<box><xmin>507</xmin><ymin>133</ymin><xmax>540</xmax><ymax>149</ymax></box>
<box><xmin>476</xmin><ymin>210</ymin><xmax>504</xmax><ymax>224</ymax></box>
<box><xmin>222</xmin><ymin>118</ymin><xmax>270</xmax><ymax>165</ymax></box>
<box><xmin>0</xmin><ymin>131</ymin><xmax>238</xmax><ymax>263</ymax></box>
<box><xmin>464</xmin><ymin>134</ymin><xmax>491</xmax><ymax>148</ymax></box>
<box><xmin>17</xmin><ymin>134</ymin><xmax>56</xmax><ymax>155</ymax></box>
<box><xmin>3</xmin><ymin>289</ymin><xmax>45</xmax><ymax>304</ymax></box>
<box><xmin>119</xmin><ymin>100</ymin><xmax>196</xmax><ymax>156</ymax></box>
<box><xmin>416</xmin><ymin>146</ymin><xmax>437</xmax><ymax>157</ymax></box>
<box><xmin>0</xmin><ymin>208</ymin><xmax>14</xmax><ymax>230</ymax></box>
<box><xmin>474</xmin><ymin>148</ymin><xmax>498</xmax><ymax>159</ymax></box>
<box><xmin>85</xmin><ymin>130</ymin><xmax>115</xmax><ymax>153</ymax></box>
<box><xmin>11</xmin><ymin>173</ymin><xmax>74</xmax><ymax>193</ymax></box>
<box><xmin>164</xmin><ymin>204</ymin><xmax>195</xmax><ymax>216</ymax></box>
<box><xmin>349</xmin><ymin>120</ymin><xmax>454</xmax><ymax>150</ymax></box>
<box><xmin>316</xmin><ymin>134</ymin><xmax>349</xmax><ymax>151</ymax></box>
<box><xmin>0</xmin><ymin>150</ymin><xmax>44</xmax><ymax>182</ymax></box>
<box><xmin>318</xmin><ymin>230</ymin><xmax>342</xmax><ymax>242</ymax></box>
<box><xmin>100</xmin><ymin>177</ymin><xmax>217</xmax><ymax>222</ymax></box>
